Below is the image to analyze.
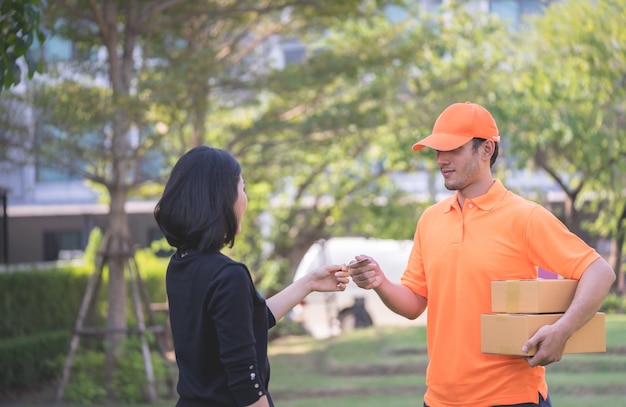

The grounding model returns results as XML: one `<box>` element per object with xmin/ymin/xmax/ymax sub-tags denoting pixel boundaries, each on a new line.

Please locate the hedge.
<box><xmin>0</xmin><ymin>252</ymin><xmax>169</xmax><ymax>396</ymax></box>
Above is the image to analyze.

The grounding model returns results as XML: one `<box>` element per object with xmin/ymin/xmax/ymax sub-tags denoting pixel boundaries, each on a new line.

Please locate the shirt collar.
<box><xmin>443</xmin><ymin>179</ymin><xmax>507</xmax><ymax>213</ymax></box>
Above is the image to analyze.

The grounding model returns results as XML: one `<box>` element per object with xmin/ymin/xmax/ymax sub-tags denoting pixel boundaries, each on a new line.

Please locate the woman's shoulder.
<box><xmin>197</xmin><ymin>251</ymin><xmax>252</xmax><ymax>281</ymax></box>
<box><xmin>169</xmin><ymin>250</ymin><xmax>249</xmax><ymax>279</ymax></box>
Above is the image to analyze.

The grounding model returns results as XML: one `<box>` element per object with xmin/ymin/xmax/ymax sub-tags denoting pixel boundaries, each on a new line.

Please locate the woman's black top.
<box><xmin>166</xmin><ymin>250</ymin><xmax>276</xmax><ymax>406</ymax></box>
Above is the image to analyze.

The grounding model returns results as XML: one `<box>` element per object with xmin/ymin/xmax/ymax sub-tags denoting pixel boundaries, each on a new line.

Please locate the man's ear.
<box><xmin>482</xmin><ymin>140</ymin><xmax>495</xmax><ymax>161</ymax></box>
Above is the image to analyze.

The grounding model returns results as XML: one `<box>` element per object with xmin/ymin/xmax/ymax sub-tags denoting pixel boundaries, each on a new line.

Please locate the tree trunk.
<box><xmin>613</xmin><ymin>238</ymin><xmax>624</xmax><ymax>293</ymax></box>
<box><xmin>561</xmin><ymin>185</ymin><xmax>585</xmax><ymax>239</ymax></box>
<box><xmin>612</xmin><ymin>206</ymin><xmax>626</xmax><ymax>298</ymax></box>
<box><xmin>103</xmin><ymin>184</ymin><xmax>131</xmax><ymax>387</ymax></box>
<box><xmin>98</xmin><ymin>0</ymin><xmax>136</xmax><ymax>385</ymax></box>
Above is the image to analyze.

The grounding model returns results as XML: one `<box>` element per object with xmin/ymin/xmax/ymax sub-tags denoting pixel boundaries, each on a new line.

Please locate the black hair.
<box><xmin>472</xmin><ymin>138</ymin><xmax>499</xmax><ymax>168</ymax></box>
<box><xmin>154</xmin><ymin>146</ymin><xmax>241</xmax><ymax>253</ymax></box>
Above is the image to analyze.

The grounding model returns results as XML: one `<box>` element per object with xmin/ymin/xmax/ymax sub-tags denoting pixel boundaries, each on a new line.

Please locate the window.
<box><xmin>39</xmin><ymin>36</ymin><xmax>73</xmax><ymax>62</ymax></box>
<box><xmin>33</xmin><ymin>34</ymin><xmax>96</xmax><ymax>64</ymax></box>
<box><xmin>385</xmin><ymin>4</ymin><xmax>410</xmax><ymax>23</ymax></box>
<box><xmin>490</xmin><ymin>0</ymin><xmax>551</xmax><ymax>30</ymax></box>
<box><xmin>281</xmin><ymin>39</ymin><xmax>306</xmax><ymax>65</ymax></box>
<box><xmin>34</xmin><ymin>126</ymin><xmax>93</xmax><ymax>183</ymax></box>
<box><xmin>148</xmin><ymin>228</ymin><xmax>164</xmax><ymax>245</ymax></box>
<box><xmin>136</xmin><ymin>141</ymin><xmax>166</xmax><ymax>183</ymax></box>
<box><xmin>385</xmin><ymin>1</ymin><xmax>444</xmax><ymax>23</ymax></box>
<box><xmin>148</xmin><ymin>228</ymin><xmax>174</xmax><ymax>258</ymax></box>
<box><xmin>34</xmin><ymin>17</ymin><xmax>99</xmax><ymax>64</ymax></box>
<box><xmin>43</xmin><ymin>230</ymin><xmax>82</xmax><ymax>261</ymax></box>
<box><xmin>36</xmin><ymin>165</ymin><xmax>83</xmax><ymax>183</ymax></box>
<box><xmin>0</xmin><ymin>189</ymin><xmax>7</xmax><ymax>264</ymax></box>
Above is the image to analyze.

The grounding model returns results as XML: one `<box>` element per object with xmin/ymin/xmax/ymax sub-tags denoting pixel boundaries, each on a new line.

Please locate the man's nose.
<box><xmin>436</xmin><ymin>151</ymin><xmax>448</xmax><ymax>165</ymax></box>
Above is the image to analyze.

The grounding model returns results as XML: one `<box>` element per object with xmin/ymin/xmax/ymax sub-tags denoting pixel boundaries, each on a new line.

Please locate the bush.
<box><xmin>63</xmin><ymin>337</ymin><xmax>170</xmax><ymax>405</ymax></box>
<box><xmin>600</xmin><ymin>292</ymin><xmax>626</xmax><ymax>313</ymax></box>
<box><xmin>0</xmin><ymin>331</ymin><xmax>70</xmax><ymax>395</ymax></box>
<box><xmin>112</xmin><ymin>336</ymin><xmax>169</xmax><ymax>403</ymax></box>
<box><xmin>269</xmin><ymin>317</ymin><xmax>308</xmax><ymax>341</ymax></box>
<box><xmin>0</xmin><ymin>268</ymin><xmax>89</xmax><ymax>338</ymax></box>
<box><xmin>63</xmin><ymin>351</ymin><xmax>107</xmax><ymax>405</ymax></box>
<box><xmin>0</xmin><ymin>232</ymin><xmax>171</xmax><ymax>398</ymax></box>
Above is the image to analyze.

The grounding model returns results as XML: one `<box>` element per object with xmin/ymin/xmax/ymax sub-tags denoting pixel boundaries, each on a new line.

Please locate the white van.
<box><xmin>291</xmin><ymin>237</ymin><xmax>427</xmax><ymax>338</ymax></box>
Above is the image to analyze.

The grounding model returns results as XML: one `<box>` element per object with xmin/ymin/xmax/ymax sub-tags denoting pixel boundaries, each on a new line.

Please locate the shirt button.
<box><xmin>249</xmin><ymin>365</ymin><xmax>254</xmax><ymax>370</ymax></box>
<box><xmin>250</xmin><ymin>372</ymin><xmax>256</xmax><ymax>380</ymax></box>
<box><xmin>258</xmin><ymin>391</ymin><xmax>263</xmax><ymax>396</ymax></box>
<box><xmin>255</xmin><ymin>384</ymin><xmax>259</xmax><ymax>388</ymax></box>
<box><xmin>468</xmin><ymin>203</ymin><xmax>474</xmax><ymax>208</ymax></box>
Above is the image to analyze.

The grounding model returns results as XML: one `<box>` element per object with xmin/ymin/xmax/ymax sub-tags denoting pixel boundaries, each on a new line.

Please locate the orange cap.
<box><xmin>412</xmin><ymin>102</ymin><xmax>500</xmax><ymax>151</ymax></box>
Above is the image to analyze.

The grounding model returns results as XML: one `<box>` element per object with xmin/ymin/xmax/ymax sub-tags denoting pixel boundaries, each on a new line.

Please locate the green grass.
<box><xmin>542</xmin><ymin>314</ymin><xmax>626</xmax><ymax>406</ymax></box>
<box><xmin>605</xmin><ymin>313</ymin><xmax>626</xmax><ymax>348</ymax></box>
<box><xmin>5</xmin><ymin>314</ymin><xmax>625</xmax><ymax>407</ymax></box>
<box><xmin>271</xmin><ymin>314</ymin><xmax>626</xmax><ymax>407</ymax></box>
<box><xmin>267</xmin><ymin>327</ymin><xmax>427</xmax><ymax>401</ymax></box>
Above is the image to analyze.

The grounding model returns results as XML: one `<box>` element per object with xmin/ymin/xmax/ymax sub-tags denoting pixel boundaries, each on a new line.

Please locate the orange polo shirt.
<box><xmin>401</xmin><ymin>180</ymin><xmax>600</xmax><ymax>407</ymax></box>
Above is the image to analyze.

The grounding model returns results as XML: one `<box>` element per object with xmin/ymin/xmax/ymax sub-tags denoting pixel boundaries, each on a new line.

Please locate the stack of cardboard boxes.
<box><xmin>481</xmin><ymin>279</ymin><xmax>606</xmax><ymax>356</ymax></box>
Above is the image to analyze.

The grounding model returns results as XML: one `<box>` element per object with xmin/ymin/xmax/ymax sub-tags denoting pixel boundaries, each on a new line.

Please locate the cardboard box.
<box><xmin>491</xmin><ymin>279</ymin><xmax>578</xmax><ymax>313</ymax></box>
<box><xmin>481</xmin><ymin>312</ymin><xmax>606</xmax><ymax>356</ymax></box>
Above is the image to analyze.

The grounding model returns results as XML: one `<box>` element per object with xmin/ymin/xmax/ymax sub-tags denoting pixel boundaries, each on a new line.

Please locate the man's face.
<box><xmin>436</xmin><ymin>140</ymin><xmax>482</xmax><ymax>192</ymax></box>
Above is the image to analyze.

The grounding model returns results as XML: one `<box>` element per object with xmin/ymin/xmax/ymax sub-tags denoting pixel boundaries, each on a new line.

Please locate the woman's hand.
<box><xmin>267</xmin><ymin>265</ymin><xmax>349</xmax><ymax>321</ymax></box>
<box><xmin>307</xmin><ymin>264</ymin><xmax>350</xmax><ymax>293</ymax></box>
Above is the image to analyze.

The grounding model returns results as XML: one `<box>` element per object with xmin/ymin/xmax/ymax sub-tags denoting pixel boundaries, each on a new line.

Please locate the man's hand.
<box><xmin>346</xmin><ymin>256</ymin><xmax>383</xmax><ymax>290</ymax></box>
<box><xmin>522</xmin><ymin>323</ymin><xmax>569</xmax><ymax>367</ymax></box>
<box><xmin>346</xmin><ymin>255</ymin><xmax>427</xmax><ymax>320</ymax></box>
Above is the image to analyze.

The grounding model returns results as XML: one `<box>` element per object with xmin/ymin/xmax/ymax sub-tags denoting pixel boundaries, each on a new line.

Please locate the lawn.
<box><xmin>270</xmin><ymin>314</ymin><xmax>626</xmax><ymax>407</ymax></box>
<box><xmin>6</xmin><ymin>314</ymin><xmax>626</xmax><ymax>407</ymax></box>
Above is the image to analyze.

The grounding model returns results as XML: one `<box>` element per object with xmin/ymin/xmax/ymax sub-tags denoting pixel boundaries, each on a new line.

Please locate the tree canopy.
<box><xmin>0</xmin><ymin>0</ymin><xmax>46</xmax><ymax>90</ymax></box>
<box><xmin>493</xmin><ymin>0</ymin><xmax>626</xmax><ymax>292</ymax></box>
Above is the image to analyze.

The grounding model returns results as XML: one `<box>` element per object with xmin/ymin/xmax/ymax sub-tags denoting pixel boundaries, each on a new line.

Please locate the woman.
<box><xmin>154</xmin><ymin>146</ymin><xmax>348</xmax><ymax>407</ymax></box>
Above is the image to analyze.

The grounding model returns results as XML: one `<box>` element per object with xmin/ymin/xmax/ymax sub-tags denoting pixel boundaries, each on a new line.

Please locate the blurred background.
<box><xmin>1</xmin><ymin>0</ymin><xmax>624</xmax><ymax>404</ymax></box>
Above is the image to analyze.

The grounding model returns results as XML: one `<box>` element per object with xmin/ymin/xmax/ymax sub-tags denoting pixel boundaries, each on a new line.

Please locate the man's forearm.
<box><xmin>375</xmin><ymin>278</ymin><xmax>427</xmax><ymax>320</ymax></box>
<box><xmin>554</xmin><ymin>257</ymin><xmax>615</xmax><ymax>337</ymax></box>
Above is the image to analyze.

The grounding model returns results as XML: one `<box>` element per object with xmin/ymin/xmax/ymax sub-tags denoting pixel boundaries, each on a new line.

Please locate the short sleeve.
<box><xmin>401</xmin><ymin>223</ymin><xmax>428</xmax><ymax>298</ymax></box>
<box><xmin>526</xmin><ymin>206</ymin><xmax>600</xmax><ymax>280</ymax></box>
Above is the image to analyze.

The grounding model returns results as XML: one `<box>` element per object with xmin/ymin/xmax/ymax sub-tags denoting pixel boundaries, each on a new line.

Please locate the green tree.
<box><xmin>218</xmin><ymin>0</ymin><xmax>509</xmax><ymax>292</ymax></box>
<box><xmin>19</xmin><ymin>1</ymin><xmax>511</xmax><ymax>398</ymax></box>
<box><xmin>493</xmin><ymin>0</ymin><xmax>626</xmax><ymax>294</ymax></box>
<box><xmin>29</xmin><ymin>0</ymin><xmax>406</xmax><ymax>399</ymax></box>
<box><xmin>0</xmin><ymin>0</ymin><xmax>46</xmax><ymax>90</ymax></box>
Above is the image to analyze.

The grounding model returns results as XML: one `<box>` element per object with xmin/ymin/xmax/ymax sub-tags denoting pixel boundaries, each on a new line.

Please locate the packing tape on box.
<box><xmin>505</xmin><ymin>280</ymin><xmax>521</xmax><ymax>313</ymax></box>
